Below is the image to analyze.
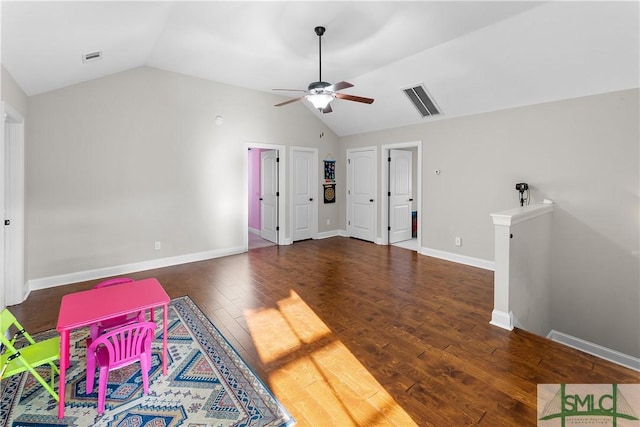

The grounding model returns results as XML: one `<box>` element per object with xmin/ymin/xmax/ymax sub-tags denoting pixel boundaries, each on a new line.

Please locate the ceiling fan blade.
<box><xmin>322</xmin><ymin>104</ymin><xmax>333</xmax><ymax>114</ymax></box>
<box><xmin>335</xmin><ymin>93</ymin><xmax>375</xmax><ymax>104</ymax></box>
<box><xmin>275</xmin><ymin>97</ymin><xmax>304</xmax><ymax>107</ymax></box>
<box><xmin>326</xmin><ymin>81</ymin><xmax>353</xmax><ymax>92</ymax></box>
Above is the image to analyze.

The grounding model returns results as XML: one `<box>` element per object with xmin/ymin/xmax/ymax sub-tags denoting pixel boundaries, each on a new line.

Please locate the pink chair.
<box><xmin>90</xmin><ymin>278</ymin><xmax>147</xmax><ymax>341</ymax></box>
<box><xmin>86</xmin><ymin>321</ymin><xmax>156</xmax><ymax>414</ymax></box>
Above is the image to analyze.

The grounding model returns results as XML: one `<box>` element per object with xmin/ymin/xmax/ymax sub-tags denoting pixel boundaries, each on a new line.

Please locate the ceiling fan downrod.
<box><xmin>315</xmin><ymin>26</ymin><xmax>325</xmax><ymax>84</ymax></box>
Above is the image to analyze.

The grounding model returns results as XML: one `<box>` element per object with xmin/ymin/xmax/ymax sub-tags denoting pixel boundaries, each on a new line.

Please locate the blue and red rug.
<box><xmin>1</xmin><ymin>296</ymin><xmax>295</xmax><ymax>427</ymax></box>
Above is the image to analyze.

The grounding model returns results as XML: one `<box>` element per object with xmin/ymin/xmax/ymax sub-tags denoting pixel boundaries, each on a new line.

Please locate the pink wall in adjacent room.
<box><xmin>248</xmin><ymin>148</ymin><xmax>263</xmax><ymax>231</ymax></box>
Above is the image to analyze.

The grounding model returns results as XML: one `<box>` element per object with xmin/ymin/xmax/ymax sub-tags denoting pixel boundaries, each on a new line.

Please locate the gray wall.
<box><xmin>340</xmin><ymin>89</ymin><xmax>639</xmax><ymax>358</ymax></box>
<box><xmin>2</xmin><ymin>66</ymin><xmax>28</xmax><ymax>117</ymax></box>
<box><xmin>25</xmin><ymin>66</ymin><xmax>339</xmax><ymax>279</ymax></box>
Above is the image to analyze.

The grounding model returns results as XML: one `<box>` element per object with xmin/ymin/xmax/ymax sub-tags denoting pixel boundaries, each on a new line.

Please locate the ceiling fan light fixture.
<box><xmin>273</xmin><ymin>26</ymin><xmax>374</xmax><ymax>112</ymax></box>
<box><xmin>306</xmin><ymin>93</ymin><xmax>334</xmax><ymax>110</ymax></box>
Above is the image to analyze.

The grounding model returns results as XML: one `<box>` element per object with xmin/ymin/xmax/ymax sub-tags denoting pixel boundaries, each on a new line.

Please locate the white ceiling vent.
<box><xmin>82</xmin><ymin>51</ymin><xmax>102</xmax><ymax>63</ymax></box>
<box><xmin>403</xmin><ymin>84</ymin><xmax>441</xmax><ymax>118</ymax></box>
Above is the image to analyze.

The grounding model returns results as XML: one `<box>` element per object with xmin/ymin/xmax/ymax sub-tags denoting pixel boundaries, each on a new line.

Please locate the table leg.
<box><xmin>58</xmin><ymin>330</ymin><xmax>69</xmax><ymax>419</ymax></box>
<box><xmin>162</xmin><ymin>303</ymin><xmax>168</xmax><ymax>375</ymax></box>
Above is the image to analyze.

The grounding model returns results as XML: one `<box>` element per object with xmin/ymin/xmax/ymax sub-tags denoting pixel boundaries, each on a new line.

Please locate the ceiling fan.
<box><xmin>273</xmin><ymin>26</ymin><xmax>374</xmax><ymax>113</ymax></box>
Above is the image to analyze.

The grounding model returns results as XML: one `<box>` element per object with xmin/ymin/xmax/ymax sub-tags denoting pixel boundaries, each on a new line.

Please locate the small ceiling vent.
<box><xmin>82</xmin><ymin>51</ymin><xmax>102</xmax><ymax>63</ymax></box>
<box><xmin>403</xmin><ymin>84</ymin><xmax>441</xmax><ymax>118</ymax></box>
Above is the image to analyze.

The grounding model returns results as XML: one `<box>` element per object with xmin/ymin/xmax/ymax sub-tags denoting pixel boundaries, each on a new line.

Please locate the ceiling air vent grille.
<box><xmin>82</xmin><ymin>51</ymin><xmax>102</xmax><ymax>63</ymax></box>
<box><xmin>403</xmin><ymin>84</ymin><xmax>441</xmax><ymax>118</ymax></box>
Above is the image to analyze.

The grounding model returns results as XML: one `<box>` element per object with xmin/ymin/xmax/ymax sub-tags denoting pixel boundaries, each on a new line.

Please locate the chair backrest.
<box><xmin>94</xmin><ymin>277</ymin><xmax>134</xmax><ymax>289</ymax></box>
<box><xmin>1</xmin><ymin>308</ymin><xmax>16</xmax><ymax>337</ymax></box>
<box><xmin>0</xmin><ymin>308</ymin><xmax>60</xmax><ymax>404</ymax></box>
<box><xmin>1</xmin><ymin>308</ymin><xmax>36</xmax><ymax>347</ymax></box>
<box><xmin>88</xmin><ymin>321</ymin><xmax>156</xmax><ymax>368</ymax></box>
<box><xmin>90</xmin><ymin>278</ymin><xmax>145</xmax><ymax>340</ymax></box>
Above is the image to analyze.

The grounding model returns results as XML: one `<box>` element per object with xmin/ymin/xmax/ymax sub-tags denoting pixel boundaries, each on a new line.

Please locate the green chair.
<box><xmin>0</xmin><ymin>308</ymin><xmax>60</xmax><ymax>401</ymax></box>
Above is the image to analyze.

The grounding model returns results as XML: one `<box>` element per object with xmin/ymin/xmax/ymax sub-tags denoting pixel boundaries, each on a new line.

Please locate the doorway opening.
<box><xmin>246</xmin><ymin>143</ymin><xmax>286</xmax><ymax>250</ymax></box>
<box><xmin>381</xmin><ymin>141</ymin><xmax>422</xmax><ymax>252</ymax></box>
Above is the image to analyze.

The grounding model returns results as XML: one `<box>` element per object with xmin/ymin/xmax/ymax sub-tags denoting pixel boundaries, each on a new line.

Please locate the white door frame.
<box><xmin>1</xmin><ymin>102</ymin><xmax>26</xmax><ymax>308</ymax></box>
<box><xmin>290</xmin><ymin>146</ymin><xmax>318</xmax><ymax>241</ymax></box>
<box><xmin>346</xmin><ymin>146</ymin><xmax>377</xmax><ymax>242</ymax></box>
<box><xmin>381</xmin><ymin>141</ymin><xmax>422</xmax><ymax>248</ymax></box>
<box><xmin>245</xmin><ymin>142</ymin><xmax>287</xmax><ymax>248</ymax></box>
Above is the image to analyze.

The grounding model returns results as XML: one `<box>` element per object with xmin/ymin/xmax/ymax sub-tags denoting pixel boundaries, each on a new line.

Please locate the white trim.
<box><xmin>490</xmin><ymin>309</ymin><xmax>514</xmax><ymax>331</ymax></box>
<box><xmin>280</xmin><ymin>236</ymin><xmax>293</xmax><ymax>245</ymax></box>
<box><xmin>28</xmin><ymin>246</ymin><xmax>246</xmax><ymax>291</ymax></box>
<box><xmin>491</xmin><ymin>204</ymin><xmax>554</xmax><ymax>226</ymax></box>
<box><xmin>547</xmin><ymin>330</ymin><xmax>640</xmax><ymax>372</ymax></box>
<box><xmin>419</xmin><ymin>246</ymin><xmax>495</xmax><ymax>271</ymax></box>
<box><xmin>316</xmin><ymin>230</ymin><xmax>343</xmax><ymax>239</ymax></box>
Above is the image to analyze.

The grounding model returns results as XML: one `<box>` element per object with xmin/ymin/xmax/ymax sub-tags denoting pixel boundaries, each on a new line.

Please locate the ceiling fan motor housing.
<box><xmin>308</xmin><ymin>81</ymin><xmax>331</xmax><ymax>94</ymax></box>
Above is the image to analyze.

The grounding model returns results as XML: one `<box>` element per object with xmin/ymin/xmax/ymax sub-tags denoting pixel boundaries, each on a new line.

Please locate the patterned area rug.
<box><xmin>1</xmin><ymin>296</ymin><xmax>295</xmax><ymax>427</ymax></box>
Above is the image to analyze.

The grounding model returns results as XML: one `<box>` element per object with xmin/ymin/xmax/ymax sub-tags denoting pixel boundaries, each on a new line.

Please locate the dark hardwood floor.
<box><xmin>11</xmin><ymin>237</ymin><xmax>639</xmax><ymax>426</ymax></box>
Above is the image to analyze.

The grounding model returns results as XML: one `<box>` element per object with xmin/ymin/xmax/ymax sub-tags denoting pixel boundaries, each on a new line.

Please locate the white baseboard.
<box><xmin>419</xmin><ymin>247</ymin><xmax>495</xmax><ymax>271</ymax></box>
<box><xmin>316</xmin><ymin>229</ymin><xmax>346</xmax><ymax>239</ymax></box>
<box><xmin>28</xmin><ymin>246</ymin><xmax>247</xmax><ymax>292</ymax></box>
<box><xmin>547</xmin><ymin>329</ymin><xmax>640</xmax><ymax>372</ymax></box>
<box><xmin>490</xmin><ymin>309</ymin><xmax>514</xmax><ymax>331</ymax></box>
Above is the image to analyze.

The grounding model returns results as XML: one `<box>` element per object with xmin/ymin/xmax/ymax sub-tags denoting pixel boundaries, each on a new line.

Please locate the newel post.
<box><xmin>490</xmin><ymin>202</ymin><xmax>554</xmax><ymax>331</ymax></box>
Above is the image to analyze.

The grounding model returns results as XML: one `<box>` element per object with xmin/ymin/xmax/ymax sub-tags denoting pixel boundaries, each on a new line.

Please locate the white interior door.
<box><xmin>260</xmin><ymin>150</ymin><xmax>278</xmax><ymax>244</ymax></box>
<box><xmin>389</xmin><ymin>149</ymin><xmax>413</xmax><ymax>243</ymax></box>
<box><xmin>292</xmin><ymin>148</ymin><xmax>317</xmax><ymax>241</ymax></box>
<box><xmin>347</xmin><ymin>148</ymin><xmax>376</xmax><ymax>242</ymax></box>
<box><xmin>1</xmin><ymin>102</ymin><xmax>25</xmax><ymax>308</ymax></box>
<box><xmin>0</xmin><ymin>108</ymin><xmax>6</xmax><ymax>310</ymax></box>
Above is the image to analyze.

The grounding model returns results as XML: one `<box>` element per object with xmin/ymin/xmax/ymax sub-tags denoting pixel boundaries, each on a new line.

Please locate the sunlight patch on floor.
<box><xmin>276</xmin><ymin>290</ymin><xmax>333</xmax><ymax>344</ymax></box>
<box><xmin>242</xmin><ymin>306</ymin><xmax>304</xmax><ymax>365</ymax></box>
<box><xmin>244</xmin><ymin>290</ymin><xmax>417</xmax><ymax>427</ymax></box>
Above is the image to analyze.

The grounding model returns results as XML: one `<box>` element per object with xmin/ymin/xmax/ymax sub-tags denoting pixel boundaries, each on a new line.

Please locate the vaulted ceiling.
<box><xmin>2</xmin><ymin>1</ymin><xmax>638</xmax><ymax>136</ymax></box>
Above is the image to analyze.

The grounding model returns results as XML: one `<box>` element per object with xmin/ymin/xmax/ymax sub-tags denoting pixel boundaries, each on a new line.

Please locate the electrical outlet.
<box><xmin>455</xmin><ymin>237</ymin><xmax>462</xmax><ymax>246</ymax></box>
<box><xmin>155</xmin><ymin>241</ymin><xmax>161</xmax><ymax>250</ymax></box>
<box><xmin>327</xmin><ymin>219</ymin><xmax>330</xmax><ymax>225</ymax></box>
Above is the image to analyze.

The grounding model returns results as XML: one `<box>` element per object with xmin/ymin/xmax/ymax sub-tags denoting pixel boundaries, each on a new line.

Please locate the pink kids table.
<box><xmin>56</xmin><ymin>277</ymin><xmax>170</xmax><ymax>419</ymax></box>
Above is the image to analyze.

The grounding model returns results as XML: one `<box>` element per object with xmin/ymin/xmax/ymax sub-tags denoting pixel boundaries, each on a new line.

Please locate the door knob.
<box><xmin>309</xmin><ymin>198</ymin><xmax>313</xmax><ymax>202</ymax></box>
<box><xmin>369</xmin><ymin>199</ymin><xmax>374</xmax><ymax>202</ymax></box>
<box><xmin>259</xmin><ymin>198</ymin><xmax>263</xmax><ymax>201</ymax></box>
